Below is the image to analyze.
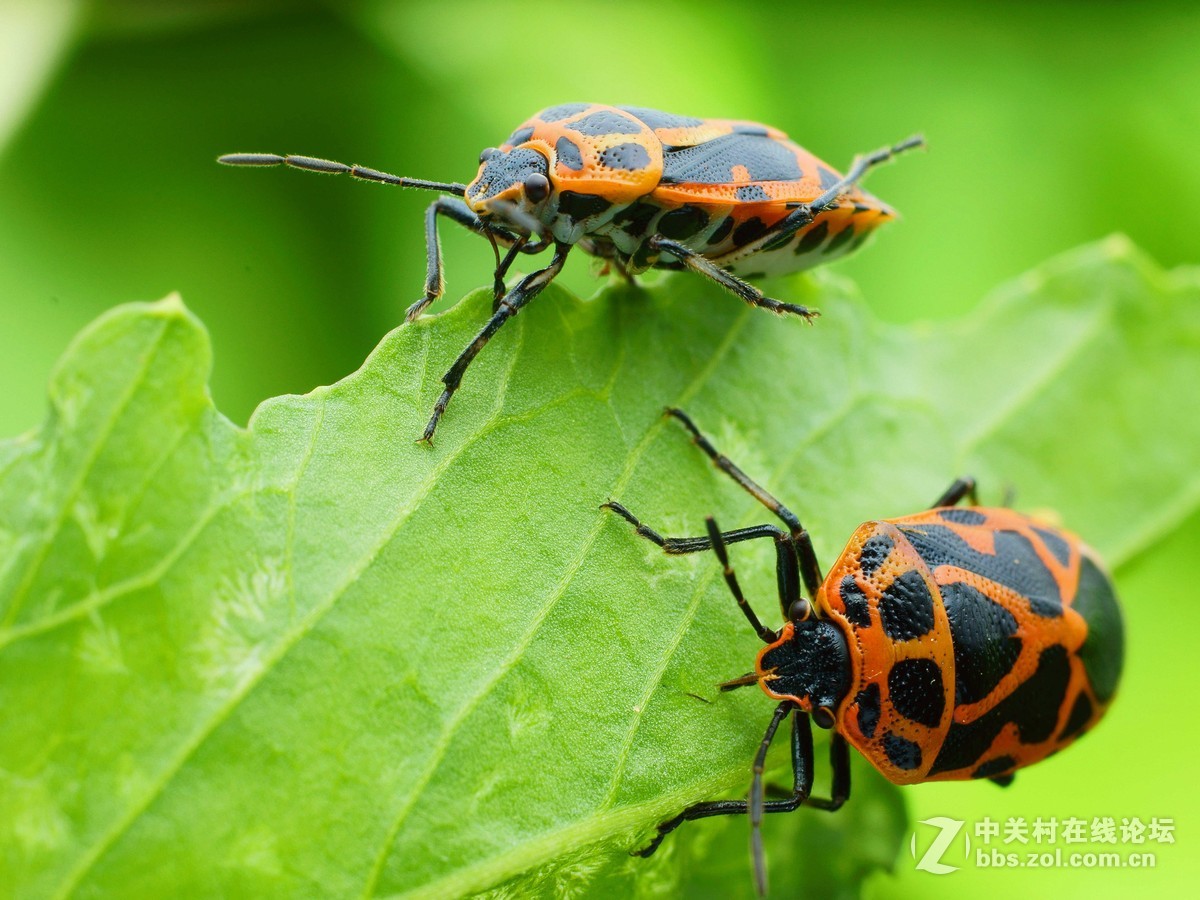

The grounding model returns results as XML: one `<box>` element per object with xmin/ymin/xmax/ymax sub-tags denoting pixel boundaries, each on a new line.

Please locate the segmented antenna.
<box><xmin>217</xmin><ymin>153</ymin><xmax>466</xmax><ymax>195</ymax></box>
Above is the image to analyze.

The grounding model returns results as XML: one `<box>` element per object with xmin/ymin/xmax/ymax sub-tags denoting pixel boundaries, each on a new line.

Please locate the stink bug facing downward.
<box><xmin>219</xmin><ymin>103</ymin><xmax>922</xmax><ymax>443</ymax></box>
<box><xmin>603</xmin><ymin>409</ymin><xmax>1124</xmax><ymax>895</ymax></box>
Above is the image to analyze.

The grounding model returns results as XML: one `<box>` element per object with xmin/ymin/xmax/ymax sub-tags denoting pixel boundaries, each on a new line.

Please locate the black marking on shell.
<box><xmin>941</xmin><ymin>581</ymin><xmax>1022</xmax><ymax>705</ymax></box>
<box><xmin>929</xmin><ymin>644</ymin><xmax>1071</xmax><ymax>775</ymax></box>
<box><xmin>610</xmin><ymin>201</ymin><xmax>658</xmax><ymax>235</ymax></box>
<box><xmin>898</xmin><ymin>525</ymin><xmax>1063</xmax><ymax>618</ymax></box>
<box><xmin>1058</xmin><ymin>692</ymin><xmax>1094</xmax><ymax>742</ymax></box>
<box><xmin>539</xmin><ymin>103</ymin><xmax>591</xmax><ymax>123</ymax></box>
<box><xmin>888</xmin><ymin>658</ymin><xmax>945</xmax><ymax>728</ymax></box>
<box><xmin>555</xmin><ymin>136</ymin><xmax>584</xmax><ymax>171</ymax></box>
<box><xmin>707</xmin><ymin>216</ymin><xmax>735</xmax><ymax>246</ymax></box>
<box><xmin>506</xmin><ymin>126</ymin><xmax>535</xmax><ymax>146</ymax></box>
<box><xmin>817</xmin><ymin>165</ymin><xmax>841</xmax><ymax>191</ymax></box>
<box><xmin>859</xmin><ymin>534</ymin><xmax>894</xmax><ymax>577</ymax></box>
<box><xmin>825</xmin><ymin>224</ymin><xmax>856</xmax><ymax>255</ymax></box>
<box><xmin>618</xmin><ymin>106</ymin><xmax>704</xmax><ymax>130</ymax></box>
<box><xmin>661</xmin><ymin>133</ymin><xmax>802</xmax><ymax>185</ymax></box>
<box><xmin>736</xmin><ymin>184</ymin><xmax>771</xmax><ymax>202</ymax></box>
<box><xmin>732</xmin><ymin>217</ymin><xmax>768</xmax><ymax>247</ymax></box>
<box><xmin>1073</xmin><ymin>556</ymin><xmax>1123</xmax><ymax>704</ymax></box>
<box><xmin>657</xmin><ymin>205</ymin><xmax>710</xmax><ymax>240</ymax></box>
<box><xmin>557</xmin><ymin>191</ymin><xmax>612</xmax><ymax>221</ymax></box>
<box><xmin>1034</xmin><ymin>526</ymin><xmax>1072</xmax><ymax>567</ymax></box>
<box><xmin>794</xmin><ymin>220</ymin><xmax>829</xmax><ymax>255</ymax></box>
<box><xmin>879</xmin><ymin>570</ymin><xmax>936</xmax><ymax>641</ymax></box>
<box><xmin>599</xmin><ymin>142</ymin><xmax>651</xmax><ymax>171</ymax></box>
<box><xmin>856</xmin><ymin>683</ymin><xmax>882</xmax><ymax>739</ymax></box>
<box><xmin>570</xmin><ymin>110</ymin><xmax>643</xmax><ymax>136</ymax></box>
<box><xmin>971</xmin><ymin>755</ymin><xmax>1016</xmax><ymax>779</ymax></box>
<box><xmin>839</xmin><ymin>574</ymin><xmax>871</xmax><ymax>628</ymax></box>
<box><xmin>940</xmin><ymin>508</ymin><xmax>987</xmax><ymax>525</ymax></box>
<box><xmin>884</xmin><ymin>732</ymin><xmax>923</xmax><ymax>770</ymax></box>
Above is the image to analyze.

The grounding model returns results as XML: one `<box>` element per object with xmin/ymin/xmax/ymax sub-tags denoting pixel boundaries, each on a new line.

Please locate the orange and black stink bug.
<box><xmin>219</xmin><ymin>104</ymin><xmax>920</xmax><ymax>442</ymax></box>
<box><xmin>604</xmin><ymin>409</ymin><xmax>1124</xmax><ymax>894</ymax></box>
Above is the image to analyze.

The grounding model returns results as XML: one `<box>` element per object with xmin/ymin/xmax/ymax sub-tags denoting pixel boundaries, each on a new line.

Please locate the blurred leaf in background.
<box><xmin>3</xmin><ymin>1</ymin><xmax>1200</xmax><ymax>436</ymax></box>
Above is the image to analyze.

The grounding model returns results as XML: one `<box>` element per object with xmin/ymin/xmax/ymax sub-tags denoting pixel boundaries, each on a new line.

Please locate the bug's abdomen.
<box><xmin>822</xmin><ymin>509</ymin><xmax>1123</xmax><ymax>786</ymax></box>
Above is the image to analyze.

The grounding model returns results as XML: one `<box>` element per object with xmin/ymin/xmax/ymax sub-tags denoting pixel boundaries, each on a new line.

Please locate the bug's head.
<box><xmin>749</xmin><ymin>605</ymin><xmax>852</xmax><ymax>727</ymax></box>
<box><xmin>466</xmin><ymin>146</ymin><xmax>552</xmax><ymax>230</ymax></box>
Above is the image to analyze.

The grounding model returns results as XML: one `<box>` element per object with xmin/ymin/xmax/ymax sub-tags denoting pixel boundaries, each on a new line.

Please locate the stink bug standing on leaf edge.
<box><xmin>603</xmin><ymin>408</ymin><xmax>1124</xmax><ymax>895</ymax></box>
<box><xmin>219</xmin><ymin>103</ymin><xmax>921</xmax><ymax>443</ymax></box>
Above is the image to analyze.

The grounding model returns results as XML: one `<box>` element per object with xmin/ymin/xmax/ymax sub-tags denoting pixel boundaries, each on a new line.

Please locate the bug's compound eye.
<box><xmin>479</xmin><ymin>147</ymin><xmax>499</xmax><ymax>165</ymax></box>
<box><xmin>788</xmin><ymin>598</ymin><xmax>811</xmax><ymax>622</ymax></box>
<box><xmin>812</xmin><ymin>706</ymin><xmax>836</xmax><ymax>729</ymax></box>
<box><xmin>523</xmin><ymin>172</ymin><xmax>550</xmax><ymax>203</ymax></box>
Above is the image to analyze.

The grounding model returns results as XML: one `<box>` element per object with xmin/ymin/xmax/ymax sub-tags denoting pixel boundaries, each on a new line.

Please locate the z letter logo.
<box><xmin>910</xmin><ymin>816</ymin><xmax>968</xmax><ymax>874</ymax></box>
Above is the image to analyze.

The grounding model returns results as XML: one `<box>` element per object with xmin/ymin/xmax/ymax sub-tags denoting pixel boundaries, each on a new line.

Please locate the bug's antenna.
<box><xmin>217</xmin><ymin>153</ymin><xmax>467</xmax><ymax>195</ymax></box>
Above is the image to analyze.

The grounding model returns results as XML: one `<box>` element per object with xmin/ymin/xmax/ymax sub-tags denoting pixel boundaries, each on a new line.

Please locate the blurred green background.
<box><xmin>2</xmin><ymin>1</ymin><xmax>1196</xmax><ymax>897</ymax></box>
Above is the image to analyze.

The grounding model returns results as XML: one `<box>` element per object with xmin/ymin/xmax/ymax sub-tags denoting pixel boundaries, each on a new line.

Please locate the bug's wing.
<box><xmin>652</xmin><ymin>131</ymin><xmax>863</xmax><ymax>207</ymax></box>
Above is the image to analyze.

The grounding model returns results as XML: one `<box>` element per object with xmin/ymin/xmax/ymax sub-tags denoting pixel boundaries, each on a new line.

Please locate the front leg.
<box><xmin>405</xmin><ymin>197</ymin><xmax>531</xmax><ymax>322</ymax></box>
<box><xmin>420</xmin><ymin>242</ymin><xmax>571</xmax><ymax>444</ymax></box>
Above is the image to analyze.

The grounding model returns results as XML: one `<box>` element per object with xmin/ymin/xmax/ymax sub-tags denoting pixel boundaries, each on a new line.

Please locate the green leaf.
<box><xmin>2</xmin><ymin>236</ymin><xmax>1197</xmax><ymax>897</ymax></box>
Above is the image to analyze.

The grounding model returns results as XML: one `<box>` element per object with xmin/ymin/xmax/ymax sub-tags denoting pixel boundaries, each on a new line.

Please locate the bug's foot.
<box><xmin>631</xmin><ymin>828</ymin><xmax>670</xmax><ymax>858</ymax></box>
<box><xmin>764</xmin><ymin>297</ymin><xmax>819</xmax><ymax>321</ymax></box>
<box><xmin>417</xmin><ymin>391</ymin><xmax>451</xmax><ymax>446</ymax></box>
<box><xmin>405</xmin><ymin>296</ymin><xmax>436</xmax><ymax>322</ymax></box>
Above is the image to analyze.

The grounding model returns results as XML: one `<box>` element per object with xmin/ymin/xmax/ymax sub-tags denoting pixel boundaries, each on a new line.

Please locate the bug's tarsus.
<box><xmin>647</xmin><ymin>236</ymin><xmax>817</xmax><ymax>320</ymax></box>
<box><xmin>931</xmin><ymin>476</ymin><xmax>978</xmax><ymax>509</ymax></box>
<box><xmin>664</xmin><ymin>408</ymin><xmax>824</xmax><ymax>597</ymax></box>
<box><xmin>419</xmin><ymin>243</ymin><xmax>570</xmax><ymax>444</ymax></box>
<box><xmin>600</xmin><ymin>501</ymin><xmax>667</xmax><ymax>548</ymax></box>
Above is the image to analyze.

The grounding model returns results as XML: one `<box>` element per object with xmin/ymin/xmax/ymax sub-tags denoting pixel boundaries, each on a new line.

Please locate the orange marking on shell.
<box><xmin>516</xmin><ymin>104</ymin><xmax>662</xmax><ymax>204</ymax></box>
<box><xmin>817</xmin><ymin>522</ymin><xmax>957</xmax><ymax>785</ymax></box>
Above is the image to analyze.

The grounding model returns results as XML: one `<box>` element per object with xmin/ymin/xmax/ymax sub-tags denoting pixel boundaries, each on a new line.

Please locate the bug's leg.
<box><xmin>646</xmin><ymin>236</ymin><xmax>816</xmax><ymax>320</ymax></box>
<box><xmin>810</xmin><ymin>135</ymin><xmax>924</xmax><ymax>215</ymax></box>
<box><xmin>990</xmin><ymin>773</ymin><xmax>1016</xmax><ymax>788</ymax></box>
<box><xmin>601</xmin><ymin>501</ymin><xmax>787</xmax><ymax>555</ymax></box>
<box><xmin>804</xmin><ymin>732</ymin><xmax>851</xmax><ymax>811</ymax></box>
<box><xmin>406</xmin><ymin>196</ymin><xmax>528</xmax><ymax>322</ymax></box>
<box><xmin>931</xmin><ymin>476</ymin><xmax>978</xmax><ymax>509</ymax></box>
<box><xmin>420</xmin><ymin>243</ymin><xmax>571</xmax><ymax>444</ymax></box>
<box><xmin>756</xmin><ymin>134</ymin><xmax>925</xmax><ymax>247</ymax></box>
<box><xmin>665</xmin><ymin>408</ymin><xmax>823</xmax><ymax>598</ymax></box>
<box><xmin>707</xmin><ymin>517</ymin><xmax>778</xmax><ymax>643</ymax></box>
<box><xmin>634</xmin><ymin>702</ymin><xmax>804</xmax><ymax>877</ymax></box>
<box><xmin>603</xmin><ymin>503</ymin><xmax>796</xmax><ymax>641</ymax></box>
<box><xmin>491</xmin><ymin>237</ymin><xmax>527</xmax><ymax>310</ymax></box>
